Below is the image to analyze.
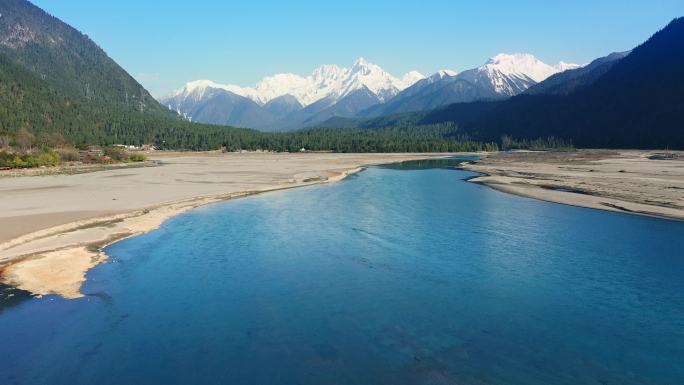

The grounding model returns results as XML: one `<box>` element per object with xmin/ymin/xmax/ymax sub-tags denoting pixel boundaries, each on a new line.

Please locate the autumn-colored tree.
<box><xmin>14</xmin><ymin>127</ymin><xmax>35</xmax><ymax>152</ymax></box>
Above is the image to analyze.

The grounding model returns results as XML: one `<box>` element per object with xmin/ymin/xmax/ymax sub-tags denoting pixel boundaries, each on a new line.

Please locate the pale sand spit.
<box><xmin>462</xmin><ymin>150</ymin><xmax>684</xmax><ymax>221</ymax></box>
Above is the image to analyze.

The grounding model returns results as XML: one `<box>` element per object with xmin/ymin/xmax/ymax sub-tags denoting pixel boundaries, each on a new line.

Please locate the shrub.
<box><xmin>104</xmin><ymin>146</ymin><xmax>127</xmax><ymax>161</ymax></box>
<box><xmin>129</xmin><ymin>153</ymin><xmax>147</xmax><ymax>162</ymax></box>
<box><xmin>56</xmin><ymin>148</ymin><xmax>80</xmax><ymax>162</ymax></box>
<box><xmin>0</xmin><ymin>152</ymin><xmax>25</xmax><ymax>168</ymax></box>
<box><xmin>0</xmin><ymin>149</ymin><xmax>61</xmax><ymax>168</ymax></box>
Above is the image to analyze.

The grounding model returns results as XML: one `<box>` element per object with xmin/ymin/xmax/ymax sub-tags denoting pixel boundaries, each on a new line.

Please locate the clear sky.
<box><xmin>31</xmin><ymin>0</ymin><xmax>684</xmax><ymax>97</ymax></box>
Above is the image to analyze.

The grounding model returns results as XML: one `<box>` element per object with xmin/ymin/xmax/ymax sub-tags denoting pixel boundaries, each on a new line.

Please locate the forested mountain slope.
<box><xmin>0</xmin><ymin>0</ymin><xmax>169</xmax><ymax>115</ymax></box>
<box><xmin>420</xmin><ymin>18</ymin><xmax>684</xmax><ymax>149</ymax></box>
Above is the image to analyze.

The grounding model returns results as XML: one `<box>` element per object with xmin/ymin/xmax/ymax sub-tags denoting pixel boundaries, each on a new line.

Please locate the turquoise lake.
<box><xmin>1</xmin><ymin>159</ymin><xmax>683</xmax><ymax>384</ymax></box>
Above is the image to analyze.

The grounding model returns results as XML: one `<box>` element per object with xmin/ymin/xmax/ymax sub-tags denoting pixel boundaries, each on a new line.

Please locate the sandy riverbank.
<box><xmin>3</xmin><ymin>150</ymin><xmax>682</xmax><ymax>299</ymax></box>
<box><xmin>0</xmin><ymin>152</ymin><xmax>453</xmax><ymax>298</ymax></box>
<box><xmin>462</xmin><ymin>150</ymin><xmax>684</xmax><ymax>221</ymax></box>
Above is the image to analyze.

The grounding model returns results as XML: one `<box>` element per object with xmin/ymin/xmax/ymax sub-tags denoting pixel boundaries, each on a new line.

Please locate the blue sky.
<box><xmin>32</xmin><ymin>0</ymin><xmax>684</xmax><ymax>97</ymax></box>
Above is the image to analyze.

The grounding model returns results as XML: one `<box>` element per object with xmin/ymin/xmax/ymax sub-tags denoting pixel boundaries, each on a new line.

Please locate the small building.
<box><xmin>140</xmin><ymin>144</ymin><xmax>156</xmax><ymax>152</ymax></box>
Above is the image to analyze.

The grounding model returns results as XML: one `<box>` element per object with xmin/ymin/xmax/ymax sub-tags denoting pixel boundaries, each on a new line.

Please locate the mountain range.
<box><xmin>359</xmin><ymin>54</ymin><xmax>579</xmax><ymax>118</ymax></box>
<box><xmin>1</xmin><ymin>0</ymin><xmax>682</xmax><ymax>151</ymax></box>
<box><xmin>335</xmin><ymin>17</ymin><xmax>684</xmax><ymax>149</ymax></box>
<box><xmin>415</xmin><ymin>17</ymin><xmax>684</xmax><ymax>149</ymax></box>
<box><xmin>162</xmin><ymin>58</ymin><xmax>425</xmax><ymax>131</ymax></box>
<box><xmin>162</xmin><ymin>55</ymin><xmax>579</xmax><ymax>131</ymax></box>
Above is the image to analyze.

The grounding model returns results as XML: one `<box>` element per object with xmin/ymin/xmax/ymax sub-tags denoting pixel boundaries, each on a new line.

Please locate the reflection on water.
<box><xmin>1</xmin><ymin>166</ymin><xmax>683</xmax><ymax>385</ymax></box>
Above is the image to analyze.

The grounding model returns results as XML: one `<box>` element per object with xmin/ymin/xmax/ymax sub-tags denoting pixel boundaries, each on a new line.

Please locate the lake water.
<box><xmin>1</xmin><ymin>159</ymin><xmax>683</xmax><ymax>384</ymax></box>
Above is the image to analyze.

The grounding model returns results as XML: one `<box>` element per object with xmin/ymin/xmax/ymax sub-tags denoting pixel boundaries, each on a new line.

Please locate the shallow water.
<box><xmin>1</xmin><ymin>160</ymin><xmax>683</xmax><ymax>384</ymax></box>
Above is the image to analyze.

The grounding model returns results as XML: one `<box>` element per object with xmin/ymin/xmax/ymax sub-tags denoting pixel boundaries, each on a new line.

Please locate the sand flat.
<box><xmin>0</xmin><ymin>152</ymin><xmax>451</xmax><ymax>298</ymax></box>
<box><xmin>0</xmin><ymin>211</ymin><xmax>123</xmax><ymax>243</ymax></box>
<box><xmin>463</xmin><ymin>150</ymin><xmax>684</xmax><ymax>221</ymax></box>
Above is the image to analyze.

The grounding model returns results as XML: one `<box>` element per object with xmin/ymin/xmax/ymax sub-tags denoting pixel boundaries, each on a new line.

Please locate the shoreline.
<box><xmin>2</xmin><ymin>150</ymin><xmax>682</xmax><ymax>299</ymax></box>
<box><xmin>461</xmin><ymin>150</ymin><xmax>684</xmax><ymax>222</ymax></box>
<box><xmin>0</xmin><ymin>154</ymin><xmax>437</xmax><ymax>299</ymax></box>
<box><xmin>465</xmin><ymin>172</ymin><xmax>684</xmax><ymax>222</ymax></box>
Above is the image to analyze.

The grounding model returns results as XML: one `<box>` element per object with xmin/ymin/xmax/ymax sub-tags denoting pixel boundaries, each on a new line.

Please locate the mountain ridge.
<box><xmin>162</xmin><ymin>58</ymin><xmax>426</xmax><ymax>130</ymax></box>
<box><xmin>417</xmin><ymin>17</ymin><xmax>684</xmax><ymax>149</ymax></box>
<box><xmin>165</xmin><ymin>57</ymin><xmax>424</xmax><ymax>108</ymax></box>
<box><xmin>164</xmin><ymin>54</ymin><xmax>578</xmax><ymax>131</ymax></box>
<box><xmin>359</xmin><ymin>53</ymin><xmax>580</xmax><ymax>118</ymax></box>
<box><xmin>0</xmin><ymin>0</ymin><xmax>170</xmax><ymax>116</ymax></box>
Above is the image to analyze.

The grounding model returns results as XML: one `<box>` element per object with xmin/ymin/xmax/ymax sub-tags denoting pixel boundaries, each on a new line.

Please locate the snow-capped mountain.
<box><xmin>163</xmin><ymin>86</ymin><xmax>278</xmax><ymax>128</ymax></box>
<box><xmin>427</xmin><ymin>70</ymin><xmax>458</xmax><ymax>83</ymax></box>
<box><xmin>553</xmin><ymin>61</ymin><xmax>582</xmax><ymax>73</ymax></box>
<box><xmin>457</xmin><ymin>53</ymin><xmax>581</xmax><ymax>96</ymax></box>
<box><xmin>161</xmin><ymin>58</ymin><xmax>424</xmax><ymax>130</ymax></box>
<box><xmin>360</xmin><ymin>53</ymin><xmax>580</xmax><ymax>117</ymax></box>
<box><xmin>165</xmin><ymin>58</ymin><xmax>423</xmax><ymax>108</ymax></box>
<box><xmin>162</xmin><ymin>54</ymin><xmax>580</xmax><ymax>131</ymax></box>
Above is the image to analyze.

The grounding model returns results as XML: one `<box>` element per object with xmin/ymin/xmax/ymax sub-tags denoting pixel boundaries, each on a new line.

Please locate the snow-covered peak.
<box><xmin>353</xmin><ymin>57</ymin><xmax>370</xmax><ymax>67</ymax></box>
<box><xmin>312</xmin><ymin>64</ymin><xmax>348</xmax><ymax>83</ymax></box>
<box><xmin>399</xmin><ymin>70</ymin><xmax>427</xmax><ymax>88</ymax></box>
<box><xmin>483</xmin><ymin>53</ymin><xmax>558</xmax><ymax>82</ymax></box>
<box><xmin>350</xmin><ymin>57</ymin><xmax>387</xmax><ymax>78</ymax></box>
<box><xmin>553</xmin><ymin>61</ymin><xmax>582</xmax><ymax>73</ymax></box>
<box><xmin>172</xmin><ymin>80</ymin><xmax>217</xmax><ymax>97</ymax></box>
<box><xmin>251</xmin><ymin>73</ymin><xmax>310</xmax><ymax>104</ymax></box>
<box><xmin>482</xmin><ymin>53</ymin><xmax>581</xmax><ymax>82</ymax></box>
<box><xmin>427</xmin><ymin>69</ymin><xmax>457</xmax><ymax>83</ymax></box>
<box><xmin>166</xmin><ymin>58</ymin><xmax>424</xmax><ymax>106</ymax></box>
<box><xmin>467</xmin><ymin>53</ymin><xmax>581</xmax><ymax>95</ymax></box>
<box><xmin>170</xmin><ymin>80</ymin><xmax>247</xmax><ymax>101</ymax></box>
<box><xmin>438</xmin><ymin>69</ymin><xmax>458</xmax><ymax>77</ymax></box>
<box><xmin>341</xmin><ymin>57</ymin><xmax>422</xmax><ymax>101</ymax></box>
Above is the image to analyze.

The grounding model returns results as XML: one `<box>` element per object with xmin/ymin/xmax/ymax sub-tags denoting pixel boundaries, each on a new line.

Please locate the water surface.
<box><xmin>1</xmin><ymin>160</ymin><xmax>683</xmax><ymax>384</ymax></box>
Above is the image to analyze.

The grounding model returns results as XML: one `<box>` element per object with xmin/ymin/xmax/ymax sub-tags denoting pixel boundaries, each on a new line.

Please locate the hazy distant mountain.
<box><xmin>266</xmin><ymin>94</ymin><xmax>340</xmax><ymax>132</ymax></box>
<box><xmin>263</xmin><ymin>94</ymin><xmax>303</xmax><ymax>116</ymax></box>
<box><xmin>299</xmin><ymin>86</ymin><xmax>384</xmax><ymax>127</ymax></box>
<box><xmin>361</xmin><ymin>54</ymin><xmax>579</xmax><ymax>117</ymax></box>
<box><xmin>162</xmin><ymin>58</ymin><xmax>424</xmax><ymax>130</ymax></box>
<box><xmin>187</xmin><ymin>90</ymin><xmax>277</xmax><ymax>128</ymax></box>
<box><xmin>0</xmin><ymin>0</ymin><xmax>168</xmax><ymax>115</ymax></box>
